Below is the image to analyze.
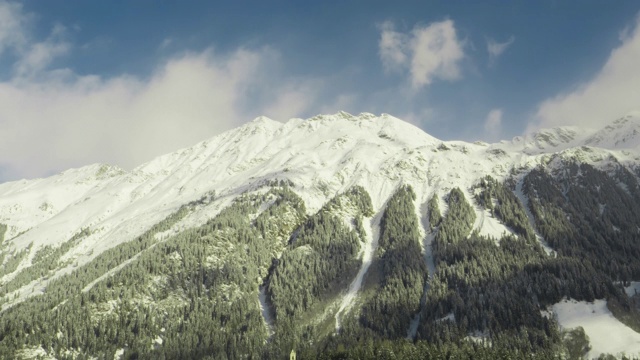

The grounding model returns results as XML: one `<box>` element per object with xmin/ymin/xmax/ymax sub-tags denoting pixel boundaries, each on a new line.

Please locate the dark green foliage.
<box><xmin>2</xmin><ymin>162</ymin><xmax>640</xmax><ymax>358</ymax></box>
<box><xmin>473</xmin><ymin>176</ymin><xmax>537</xmax><ymax>242</ymax></box>
<box><xmin>525</xmin><ymin>164</ymin><xmax>640</xmax><ymax>282</ymax></box>
<box><xmin>1</xmin><ymin>228</ymin><xmax>93</xmax><ymax>297</ymax></box>
<box><xmin>0</xmin><ymin>185</ymin><xmax>307</xmax><ymax>359</ymax></box>
<box><xmin>266</xmin><ymin>186</ymin><xmax>373</xmax><ymax>355</ymax></box>
<box><xmin>269</xmin><ymin>210</ymin><xmax>361</xmax><ymax>319</ymax></box>
<box><xmin>324</xmin><ymin>185</ymin><xmax>374</xmax><ymax>217</ymax></box>
<box><xmin>416</xmin><ymin>183</ymin><xmax>615</xmax><ymax>354</ymax></box>
<box><xmin>0</xmin><ymin>223</ymin><xmax>6</xmax><ymax>244</ymax></box>
<box><xmin>343</xmin><ymin>185</ymin><xmax>428</xmax><ymax>339</ymax></box>
<box><xmin>316</xmin><ymin>338</ymin><xmax>560</xmax><ymax>359</ymax></box>
<box><xmin>608</xmin><ymin>295</ymin><xmax>640</xmax><ymax>335</ymax></box>
<box><xmin>427</xmin><ymin>195</ymin><xmax>442</xmax><ymax>230</ymax></box>
<box><xmin>0</xmin><ymin>242</ymin><xmax>32</xmax><ymax>279</ymax></box>
<box><xmin>0</xmin><ymin>200</ymin><xmax>194</xmax><ymax>358</ymax></box>
<box><xmin>562</xmin><ymin>326</ymin><xmax>591</xmax><ymax>360</ymax></box>
<box><xmin>432</xmin><ymin>187</ymin><xmax>476</xmax><ymax>266</ymax></box>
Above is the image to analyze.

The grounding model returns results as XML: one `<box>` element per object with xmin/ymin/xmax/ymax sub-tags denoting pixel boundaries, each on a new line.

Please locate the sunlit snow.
<box><xmin>0</xmin><ymin>111</ymin><xmax>638</xmax><ymax>311</ymax></box>
<box><xmin>553</xmin><ymin>298</ymin><xmax>640</xmax><ymax>358</ymax></box>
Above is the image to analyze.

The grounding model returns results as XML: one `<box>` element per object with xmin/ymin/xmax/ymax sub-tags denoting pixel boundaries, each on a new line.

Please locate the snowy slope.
<box><xmin>584</xmin><ymin>112</ymin><xmax>640</xmax><ymax>150</ymax></box>
<box><xmin>553</xmin><ymin>299</ymin><xmax>640</xmax><ymax>358</ymax></box>
<box><xmin>498</xmin><ymin>111</ymin><xmax>640</xmax><ymax>155</ymax></box>
<box><xmin>1</xmin><ymin>111</ymin><xmax>639</xmax><ymax>307</ymax></box>
<box><xmin>508</xmin><ymin>126</ymin><xmax>589</xmax><ymax>155</ymax></box>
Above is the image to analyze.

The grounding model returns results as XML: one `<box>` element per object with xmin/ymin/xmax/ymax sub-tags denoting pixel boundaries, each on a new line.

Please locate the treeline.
<box><xmin>340</xmin><ymin>185</ymin><xmax>428</xmax><ymax>340</ymax></box>
<box><xmin>1</xmin><ymin>227</ymin><xmax>92</xmax><ymax>298</ymax></box>
<box><xmin>0</xmin><ymin>193</ymin><xmax>200</xmax><ymax>358</ymax></box>
<box><xmin>266</xmin><ymin>186</ymin><xmax>373</xmax><ymax>357</ymax></box>
<box><xmin>0</xmin><ymin>243</ymin><xmax>32</xmax><ymax>282</ymax></box>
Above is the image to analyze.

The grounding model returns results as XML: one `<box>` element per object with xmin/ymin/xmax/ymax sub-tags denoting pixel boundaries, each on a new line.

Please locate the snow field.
<box><xmin>553</xmin><ymin>299</ymin><xmax>640</xmax><ymax>358</ymax></box>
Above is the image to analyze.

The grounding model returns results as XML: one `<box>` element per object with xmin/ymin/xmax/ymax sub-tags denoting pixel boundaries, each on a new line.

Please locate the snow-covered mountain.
<box><xmin>1</xmin><ymin>111</ymin><xmax>639</xmax><ymax>295</ymax></box>
<box><xmin>2</xmin><ymin>111</ymin><xmax>640</xmax><ymax>359</ymax></box>
<box><xmin>505</xmin><ymin>111</ymin><xmax>640</xmax><ymax>154</ymax></box>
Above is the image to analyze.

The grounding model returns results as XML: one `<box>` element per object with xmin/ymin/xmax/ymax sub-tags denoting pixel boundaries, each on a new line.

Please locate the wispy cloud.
<box><xmin>529</xmin><ymin>14</ymin><xmax>640</xmax><ymax>131</ymax></box>
<box><xmin>0</xmin><ymin>1</ymin><xmax>28</xmax><ymax>55</ymax></box>
<box><xmin>484</xmin><ymin>108</ymin><xmax>503</xmax><ymax>141</ymax></box>
<box><xmin>159</xmin><ymin>37</ymin><xmax>173</xmax><ymax>50</ymax></box>
<box><xmin>486</xmin><ymin>36</ymin><xmax>514</xmax><ymax>65</ymax></box>
<box><xmin>0</xmin><ymin>49</ymin><xmax>328</xmax><ymax>180</ymax></box>
<box><xmin>379</xmin><ymin>21</ymin><xmax>408</xmax><ymax>72</ymax></box>
<box><xmin>378</xmin><ymin>20</ymin><xmax>465</xmax><ymax>90</ymax></box>
<box><xmin>0</xmin><ymin>2</ymin><xmax>70</xmax><ymax>78</ymax></box>
<box><xmin>14</xmin><ymin>23</ymin><xmax>70</xmax><ymax>77</ymax></box>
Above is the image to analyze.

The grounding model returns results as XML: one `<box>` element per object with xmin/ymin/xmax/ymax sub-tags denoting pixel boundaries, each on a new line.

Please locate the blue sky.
<box><xmin>1</xmin><ymin>1</ymin><xmax>640</xmax><ymax>180</ymax></box>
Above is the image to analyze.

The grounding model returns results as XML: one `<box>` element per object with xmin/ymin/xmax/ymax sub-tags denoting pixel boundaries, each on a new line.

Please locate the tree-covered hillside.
<box><xmin>1</xmin><ymin>161</ymin><xmax>640</xmax><ymax>359</ymax></box>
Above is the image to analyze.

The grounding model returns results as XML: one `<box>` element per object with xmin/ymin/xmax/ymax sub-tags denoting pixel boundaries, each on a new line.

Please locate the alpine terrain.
<box><xmin>2</xmin><ymin>111</ymin><xmax>640</xmax><ymax>359</ymax></box>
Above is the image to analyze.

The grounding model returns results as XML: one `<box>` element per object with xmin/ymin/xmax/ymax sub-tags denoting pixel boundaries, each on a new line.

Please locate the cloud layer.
<box><xmin>0</xmin><ymin>2</ymin><xmax>326</xmax><ymax>180</ymax></box>
<box><xmin>0</xmin><ymin>49</ymin><xmax>323</xmax><ymax>179</ymax></box>
<box><xmin>530</xmin><ymin>15</ymin><xmax>640</xmax><ymax>131</ymax></box>
<box><xmin>379</xmin><ymin>20</ymin><xmax>465</xmax><ymax>89</ymax></box>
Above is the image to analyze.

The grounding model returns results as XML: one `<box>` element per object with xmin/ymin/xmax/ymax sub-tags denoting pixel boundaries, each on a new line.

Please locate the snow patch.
<box><xmin>474</xmin><ymin>207</ymin><xmax>515</xmax><ymax>244</ymax></box>
<box><xmin>436</xmin><ymin>312</ymin><xmax>456</xmax><ymax>323</ymax></box>
<box><xmin>16</xmin><ymin>346</ymin><xmax>56</xmax><ymax>360</ymax></box>
<box><xmin>335</xmin><ymin>213</ymin><xmax>380</xmax><ymax>331</ymax></box>
<box><xmin>553</xmin><ymin>298</ymin><xmax>640</xmax><ymax>359</ymax></box>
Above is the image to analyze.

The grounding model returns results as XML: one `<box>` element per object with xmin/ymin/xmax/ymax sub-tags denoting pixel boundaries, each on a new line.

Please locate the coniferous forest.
<box><xmin>1</xmin><ymin>162</ymin><xmax>640</xmax><ymax>359</ymax></box>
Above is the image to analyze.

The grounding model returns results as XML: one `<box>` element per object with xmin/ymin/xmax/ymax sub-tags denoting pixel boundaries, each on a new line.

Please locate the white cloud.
<box><xmin>486</xmin><ymin>36</ymin><xmax>514</xmax><ymax>64</ymax></box>
<box><xmin>0</xmin><ymin>2</ymin><xmax>324</xmax><ymax>180</ymax></box>
<box><xmin>378</xmin><ymin>21</ymin><xmax>409</xmax><ymax>72</ymax></box>
<box><xmin>484</xmin><ymin>108</ymin><xmax>503</xmax><ymax>140</ymax></box>
<box><xmin>400</xmin><ymin>108</ymin><xmax>436</xmax><ymax>129</ymax></box>
<box><xmin>261</xmin><ymin>79</ymin><xmax>322</xmax><ymax>121</ymax></box>
<box><xmin>378</xmin><ymin>20</ymin><xmax>465</xmax><ymax>89</ymax></box>
<box><xmin>529</xmin><ymin>15</ymin><xmax>640</xmax><ymax>131</ymax></box>
<box><xmin>0</xmin><ymin>47</ymin><xmax>325</xmax><ymax>180</ymax></box>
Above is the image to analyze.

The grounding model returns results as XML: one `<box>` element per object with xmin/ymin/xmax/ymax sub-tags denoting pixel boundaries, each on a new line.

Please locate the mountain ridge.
<box><xmin>2</xmin><ymin>111</ymin><xmax>640</xmax><ymax>358</ymax></box>
<box><xmin>1</xmin><ymin>112</ymin><xmax>638</xmax><ymax>262</ymax></box>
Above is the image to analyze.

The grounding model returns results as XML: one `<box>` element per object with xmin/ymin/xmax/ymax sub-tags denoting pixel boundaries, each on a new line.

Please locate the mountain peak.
<box><xmin>251</xmin><ymin>115</ymin><xmax>276</xmax><ymax>123</ymax></box>
<box><xmin>247</xmin><ymin>115</ymin><xmax>282</xmax><ymax>129</ymax></box>
<box><xmin>519</xmin><ymin>126</ymin><xmax>584</xmax><ymax>154</ymax></box>
<box><xmin>507</xmin><ymin>111</ymin><xmax>640</xmax><ymax>154</ymax></box>
<box><xmin>584</xmin><ymin>113</ymin><xmax>640</xmax><ymax>149</ymax></box>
